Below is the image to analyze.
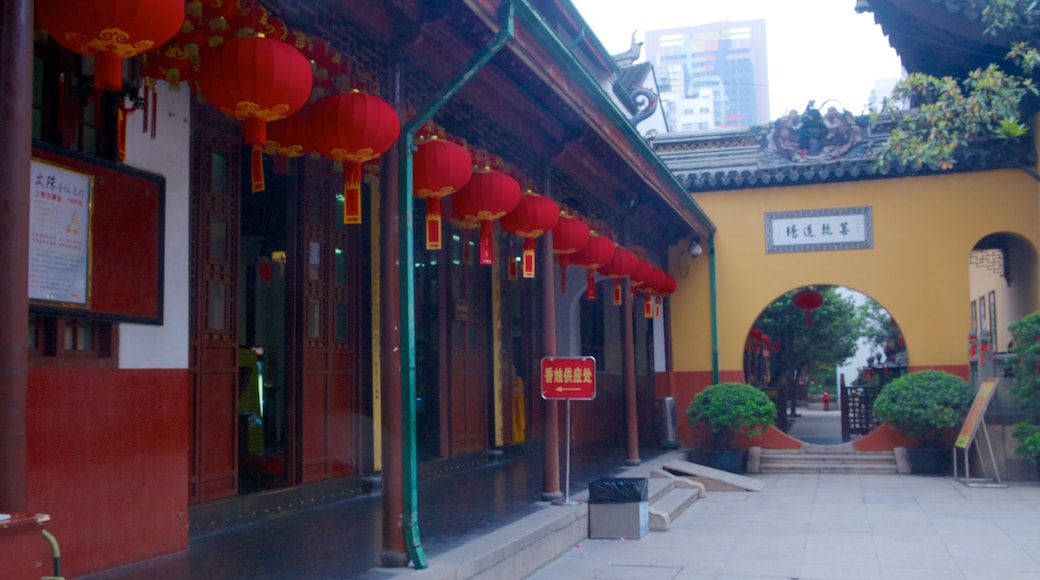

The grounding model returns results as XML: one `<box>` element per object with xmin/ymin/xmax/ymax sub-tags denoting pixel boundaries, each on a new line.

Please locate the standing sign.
<box><xmin>541</xmin><ymin>356</ymin><xmax>596</xmax><ymax>506</ymax></box>
<box><xmin>541</xmin><ymin>356</ymin><xmax>596</xmax><ymax>400</ymax></box>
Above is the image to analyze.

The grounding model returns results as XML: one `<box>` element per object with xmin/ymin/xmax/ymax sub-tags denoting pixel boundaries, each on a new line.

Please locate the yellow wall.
<box><xmin>670</xmin><ymin>169</ymin><xmax>1040</xmax><ymax>375</ymax></box>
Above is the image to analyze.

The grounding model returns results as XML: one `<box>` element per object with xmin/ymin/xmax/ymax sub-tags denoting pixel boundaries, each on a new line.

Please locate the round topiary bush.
<box><xmin>686</xmin><ymin>382</ymin><xmax>776</xmax><ymax>450</ymax></box>
<box><xmin>873</xmin><ymin>370</ymin><xmax>974</xmax><ymax>447</ymax></box>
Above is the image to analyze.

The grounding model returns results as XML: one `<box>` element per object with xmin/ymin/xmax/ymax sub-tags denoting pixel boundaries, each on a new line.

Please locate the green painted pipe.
<box><xmin>710</xmin><ymin>234</ymin><xmax>719</xmax><ymax>384</ymax></box>
<box><xmin>395</xmin><ymin>2</ymin><xmax>515</xmax><ymax>569</ymax></box>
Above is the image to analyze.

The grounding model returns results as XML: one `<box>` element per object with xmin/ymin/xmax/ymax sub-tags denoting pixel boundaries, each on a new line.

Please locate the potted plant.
<box><xmin>685</xmin><ymin>382</ymin><xmax>776</xmax><ymax>472</ymax></box>
<box><xmin>1010</xmin><ymin>311</ymin><xmax>1040</xmax><ymax>476</ymax></box>
<box><xmin>873</xmin><ymin>370</ymin><xmax>974</xmax><ymax>475</ymax></box>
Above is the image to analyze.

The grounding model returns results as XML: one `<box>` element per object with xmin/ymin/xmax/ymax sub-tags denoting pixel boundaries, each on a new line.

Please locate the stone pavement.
<box><xmin>528</xmin><ymin>472</ymin><xmax>1040</xmax><ymax>580</ymax></box>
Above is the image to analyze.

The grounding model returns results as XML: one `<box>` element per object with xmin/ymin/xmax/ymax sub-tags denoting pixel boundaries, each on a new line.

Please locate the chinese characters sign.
<box><xmin>541</xmin><ymin>357</ymin><xmax>596</xmax><ymax>400</ymax></box>
<box><xmin>765</xmin><ymin>206</ymin><xmax>873</xmax><ymax>254</ymax></box>
<box><xmin>29</xmin><ymin>159</ymin><xmax>92</xmax><ymax>306</ymax></box>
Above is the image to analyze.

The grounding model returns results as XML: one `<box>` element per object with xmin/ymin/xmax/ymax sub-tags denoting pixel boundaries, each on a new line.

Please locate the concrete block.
<box><xmin>588</xmin><ymin>501</ymin><xmax>649</xmax><ymax>540</ymax></box>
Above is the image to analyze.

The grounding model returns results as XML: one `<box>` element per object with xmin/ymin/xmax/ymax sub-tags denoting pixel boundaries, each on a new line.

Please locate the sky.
<box><xmin>569</xmin><ymin>0</ymin><xmax>905</xmax><ymax>119</ymax></box>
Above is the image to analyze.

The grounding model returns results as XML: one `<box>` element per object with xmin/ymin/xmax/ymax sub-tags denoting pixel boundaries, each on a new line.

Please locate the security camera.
<box><xmin>688</xmin><ymin>239</ymin><xmax>703</xmax><ymax>258</ymax></box>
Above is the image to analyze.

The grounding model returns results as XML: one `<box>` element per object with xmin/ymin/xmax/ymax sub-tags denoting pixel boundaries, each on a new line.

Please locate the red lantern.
<box><xmin>264</xmin><ymin>105</ymin><xmax>314</xmax><ymax>176</ymax></box>
<box><xmin>196</xmin><ymin>36</ymin><xmax>313</xmax><ymax>193</ymax></box>
<box><xmin>36</xmin><ymin>0</ymin><xmax>185</xmax><ymax>92</ymax></box>
<box><xmin>569</xmin><ymin>233</ymin><xmax>615</xmax><ymax>300</ymax></box>
<box><xmin>792</xmin><ymin>287</ymin><xmax>824</xmax><ymax>329</ymax></box>
<box><xmin>413</xmin><ymin>138</ymin><xmax>473</xmax><ymax>250</ymax></box>
<box><xmin>499</xmin><ymin>192</ymin><xmax>560</xmax><ymax>278</ymax></box>
<box><xmin>551</xmin><ymin>214</ymin><xmax>590</xmax><ymax>293</ymax></box>
<box><xmin>452</xmin><ymin>169</ymin><xmax>521</xmax><ymax>265</ymax></box>
<box><xmin>309</xmin><ymin>91</ymin><xmax>401</xmax><ymax>224</ymax></box>
<box><xmin>597</xmin><ymin>246</ymin><xmax>638</xmax><ymax>306</ymax></box>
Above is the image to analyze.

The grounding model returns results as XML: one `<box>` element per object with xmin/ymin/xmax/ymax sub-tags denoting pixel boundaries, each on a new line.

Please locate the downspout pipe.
<box><xmin>394</xmin><ymin>2</ymin><xmax>515</xmax><ymax>569</ymax></box>
<box><xmin>709</xmin><ymin>234</ymin><xmax>719</xmax><ymax>384</ymax></box>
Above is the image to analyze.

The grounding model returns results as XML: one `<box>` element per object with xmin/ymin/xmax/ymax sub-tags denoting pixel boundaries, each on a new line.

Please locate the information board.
<box><xmin>541</xmin><ymin>357</ymin><xmax>596</xmax><ymax>400</ymax></box>
<box><xmin>956</xmin><ymin>379</ymin><xmax>998</xmax><ymax>449</ymax></box>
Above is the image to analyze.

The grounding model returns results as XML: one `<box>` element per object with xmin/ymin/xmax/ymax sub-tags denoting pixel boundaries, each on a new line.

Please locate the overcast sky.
<box><xmin>569</xmin><ymin>0</ymin><xmax>905</xmax><ymax>119</ymax></box>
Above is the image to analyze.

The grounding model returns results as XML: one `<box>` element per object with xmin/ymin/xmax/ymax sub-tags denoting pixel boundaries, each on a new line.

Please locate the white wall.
<box><xmin>119</xmin><ymin>83</ymin><xmax>191</xmax><ymax>369</ymax></box>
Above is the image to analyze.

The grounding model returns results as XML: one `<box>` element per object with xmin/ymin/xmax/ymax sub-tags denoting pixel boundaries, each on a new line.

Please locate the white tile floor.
<box><xmin>529</xmin><ymin>473</ymin><xmax>1040</xmax><ymax>579</ymax></box>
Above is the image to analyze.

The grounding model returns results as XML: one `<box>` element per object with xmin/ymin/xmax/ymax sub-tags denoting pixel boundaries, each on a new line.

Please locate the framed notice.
<box><xmin>29</xmin><ymin>159</ymin><xmax>92</xmax><ymax>306</ymax></box>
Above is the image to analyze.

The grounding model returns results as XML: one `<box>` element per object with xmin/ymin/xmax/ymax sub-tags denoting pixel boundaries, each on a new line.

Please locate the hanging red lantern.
<box><xmin>196</xmin><ymin>36</ymin><xmax>313</xmax><ymax>193</ymax></box>
<box><xmin>452</xmin><ymin>169</ymin><xmax>522</xmax><ymax>265</ymax></box>
<box><xmin>36</xmin><ymin>0</ymin><xmax>185</xmax><ymax>92</ymax></box>
<box><xmin>413</xmin><ymin>137</ymin><xmax>473</xmax><ymax>250</ymax></box>
<box><xmin>792</xmin><ymin>287</ymin><xmax>824</xmax><ymax>329</ymax></box>
<box><xmin>309</xmin><ymin>91</ymin><xmax>400</xmax><ymax>224</ymax></box>
<box><xmin>551</xmin><ymin>214</ymin><xmax>590</xmax><ymax>293</ymax></box>
<box><xmin>499</xmin><ymin>191</ymin><xmax>560</xmax><ymax>278</ymax></box>
<box><xmin>597</xmin><ymin>246</ymin><xmax>638</xmax><ymax>306</ymax></box>
<box><xmin>568</xmin><ymin>233</ymin><xmax>615</xmax><ymax>300</ymax></box>
<box><xmin>264</xmin><ymin>105</ymin><xmax>314</xmax><ymax>176</ymax></box>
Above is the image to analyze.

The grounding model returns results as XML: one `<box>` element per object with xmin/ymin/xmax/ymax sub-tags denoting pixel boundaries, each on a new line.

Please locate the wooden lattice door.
<box><xmin>446</xmin><ymin>231</ymin><xmax>490</xmax><ymax>455</ymax></box>
<box><xmin>188</xmin><ymin>107</ymin><xmax>241</xmax><ymax>503</ymax></box>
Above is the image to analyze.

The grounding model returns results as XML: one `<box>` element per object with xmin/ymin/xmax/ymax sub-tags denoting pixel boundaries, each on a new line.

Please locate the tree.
<box><xmin>752</xmin><ymin>287</ymin><xmax>864</xmax><ymax>388</ymax></box>
<box><xmin>875</xmin><ymin>0</ymin><xmax>1039</xmax><ymax>171</ymax></box>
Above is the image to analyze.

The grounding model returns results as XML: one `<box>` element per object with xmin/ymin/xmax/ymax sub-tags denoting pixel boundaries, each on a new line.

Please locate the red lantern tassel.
<box><xmin>508</xmin><ymin>258</ymin><xmax>518</xmax><ymax>280</ymax></box>
<box><xmin>273</xmin><ymin>155</ymin><xmax>289</xmax><ymax>176</ymax></box>
<box><xmin>613</xmin><ymin>279</ymin><xmax>622</xmax><ymax>306</ymax></box>
<box><xmin>343</xmin><ymin>161</ymin><xmax>362</xmax><ymax>224</ymax></box>
<box><xmin>150</xmin><ymin>84</ymin><xmax>158</xmax><ymax>140</ymax></box>
<box><xmin>655</xmin><ymin>298</ymin><xmax>661</xmax><ymax>319</ymax></box>
<box><xmin>94</xmin><ymin>51</ymin><xmax>123</xmax><ymax>92</ymax></box>
<box><xmin>251</xmin><ymin>144</ymin><xmax>265</xmax><ymax>193</ymax></box>
<box><xmin>117</xmin><ymin>108</ymin><xmax>127</xmax><ymax>161</ymax></box>
<box><xmin>644</xmin><ymin>293</ymin><xmax>653</xmax><ymax>318</ymax></box>
<box><xmin>559</xmin><ymin>254</ymin><xmax>569</xmax><ymax>293</ymax></box>
<box><xmin>426</xmin><ymin>197</ymin><xmax>442</xmax><ymax>250</ymax></box>
<box><xmin>585</xmin><ymin>269</ymin><xmax>596</xmax><ymax>300</ymax></box>
<box><xmin>479</xmin><ymin>221</ymin><xmax>494</xmax><ymax>265</ymax></box>
<box><xmin>805</xmin><ymin>311</ymin><xmax>813</xmax><ymax>329</ymax></box>
<box><xmin>522</xmin><ymin>238</ymin><xmax>536</xmax><ymax>278</ymax></box>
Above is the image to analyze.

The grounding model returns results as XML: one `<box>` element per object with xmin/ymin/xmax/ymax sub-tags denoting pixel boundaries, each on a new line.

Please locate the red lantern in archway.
<box><xmin>452</xmin><ymin>168</ymin><xmax>522</xmax><ymax>265</ymax></box>
<box><xmin>309</xmin><ymin>91</ymin><xmax>401</xmax><ymax>224</ymax></box>
<box><xmin>196</xmin><ymin>36</ymin><xmax>313</xmax><ymax>193</ymax></box>
<box><xmin>551</xmin><ymin>214</ymin><xmax>590</xmax><ymax>292</ymax></box>
<box><xmin>569</xmin><ymin>233</ymin><xmax>616</xmax><ymax>300</ymax></box>
<box><xmin>597</xmin><ymin>246</ymin><xmax>638</xmax><ymax>306</ymax></box>
<box><xmin>413</xmin><ymin>137</ymin><xmax>473</xmax><ymax>250</ymax></box>
<box><xmin>792</xmin><ymin>287</ymin><xmax>824</xmax><ymax>329</ymax></box>
<box><xmin>36</xmin><ymin>0</ymin><xmax>185</xmax><ymax>91</ymax></box>
<box><xmin>500</xmin><ymin>191</ymin><xmax>560</xmax><ymax>278</ymax></box>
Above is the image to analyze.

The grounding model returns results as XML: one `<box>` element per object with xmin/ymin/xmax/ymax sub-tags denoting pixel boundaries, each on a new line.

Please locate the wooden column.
<box><xmin>622</xmin><ymin>277</ymin><xmax>640</xmax><ymax>465</ymax></box>
<box><xmin>379</xmin><ymin>134</ymin><xmax>407</xmax><ymax>565</ymax></box>
<box><xmin>0</xmin><ymin>0</ymin><xmax>33</xmax><ymax>512</ymax></box>
<box><xmin>540</xmin><ymin>178</ymin><xmax>561</xmax><ymax>501</ymax></box>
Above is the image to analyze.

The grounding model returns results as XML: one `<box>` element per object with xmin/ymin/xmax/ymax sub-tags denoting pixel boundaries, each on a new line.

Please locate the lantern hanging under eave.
<box><xmin>792</xmin><ymin>287</ymin><xmax>824</xmax><ymax>329</ymax></box>
<box><xmin>309</xmin><ymin>91</ymin><xmax>400</xmax><ymax>224</ymax></box>
<box><xmin>36</xmin><ymin>0</ymin><xmax>185</xmax><ymax>92</ymax></box>
<box><xmin>452</xmin><ymin>169</ymin><xmax>522</xmax><ymax>265</ymax></box>
<box><xmin>196</xmin><ymin>36</ymin><xmax>313</xmax><ymax>193</ymax></box>
<box><xmin>551</xmin><ymin>214</ymin><xmax>590</xmax><ymax>293</ymax></box>
<box><xmin>569</xmin><ymin>233</ymin><xmax>615</xmax><ymax>300</ymax></box>
<box><xmin>264</xmin><ymin>105</ymin><xmax>314</xmax><ymax>176</ymax></box>
<box><xmin>413</xmin><ymin>137</ymin><xmax>473</xmax><ymax>250</ymax></box>
<box><xmin>597</xmin><ymin>246</ymin><xmax>639</xmax><ymax>306</ymax></box>
<box><xmin>499</xmin><ymin>191</ymin><xmax>560</xmax><ymax>278</ymax></box>
<box><xmin>645</xmin><ymin>267</ymin><xmax>669</xmax><ymax>319</ymax></box>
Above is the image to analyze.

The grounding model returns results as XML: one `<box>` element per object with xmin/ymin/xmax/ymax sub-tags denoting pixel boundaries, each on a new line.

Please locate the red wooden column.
<box><xmin>622</xmin><ymin>277</ymin><xmax>640</xmax><ymax>465</ymax></box>
<box><xmin>380</xmin><ymin>142</ymin><xmax>407</xmax><ymax>566</ymax></box>
<box><xmin>540</xmin><ymin>181</ymin><xmax>561</xmax><ymax>501</ymax></box>
<box><xmin>0</xmin><ymin>0</ymin><xmax>33</xmax><ymax>512</ymax></box>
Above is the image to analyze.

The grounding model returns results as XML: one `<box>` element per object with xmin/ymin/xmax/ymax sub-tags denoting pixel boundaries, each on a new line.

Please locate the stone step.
<box><xmin>647</xmin><ymin>469</ymin><xmax>705</xmax><ymax>532</ymax></box>
<box><xmin>758</xmin><ymin>450</ymin><xmax>898</xmax><ymax>474</ymax></box>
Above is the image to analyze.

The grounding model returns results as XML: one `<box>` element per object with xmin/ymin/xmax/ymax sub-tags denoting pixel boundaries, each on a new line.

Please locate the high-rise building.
<box><xmin>645</xmin><ymin>20</ymin><xmax>769</xmax><ymax>132</ymax></box>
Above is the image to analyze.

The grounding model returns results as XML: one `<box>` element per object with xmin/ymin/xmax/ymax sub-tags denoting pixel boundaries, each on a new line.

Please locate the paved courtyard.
<box><xmin>530</xmin><ymin>472</ymin><xmax>1040</xmax><ymax>579</ymax></box>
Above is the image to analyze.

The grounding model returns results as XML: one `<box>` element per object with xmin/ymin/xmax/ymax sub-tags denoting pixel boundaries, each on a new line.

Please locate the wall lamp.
<box><xmin>688</xmin><ymin>238</ymin><xmax>703</xmax><ymax>259</ymax></box>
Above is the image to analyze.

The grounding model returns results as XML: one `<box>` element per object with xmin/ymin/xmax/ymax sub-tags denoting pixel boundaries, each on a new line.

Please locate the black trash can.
<box><xmin>587</xmin><ymin>477</ymin><xmax>649</xmax><ymax>539</ymax></box>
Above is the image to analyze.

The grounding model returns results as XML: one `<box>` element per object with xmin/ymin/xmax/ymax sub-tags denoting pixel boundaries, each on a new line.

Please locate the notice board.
<box><xmin>30</xmin><ymin>143</ymin><xmax>165</xmax><ymax>324</ymax></box>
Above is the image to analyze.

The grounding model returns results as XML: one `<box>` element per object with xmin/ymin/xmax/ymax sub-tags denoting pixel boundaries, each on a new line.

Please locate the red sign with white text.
<box><xmin>541</xmin><ymin>357</ymin><xmax>597</xmax><ymax>400</ymax></box>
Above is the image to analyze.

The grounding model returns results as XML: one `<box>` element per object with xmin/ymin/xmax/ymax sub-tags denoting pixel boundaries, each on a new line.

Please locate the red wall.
<box><xmin>26</xmin><ymin>368</ymin><xmax>191</xmax><ymax>577</ymax></box>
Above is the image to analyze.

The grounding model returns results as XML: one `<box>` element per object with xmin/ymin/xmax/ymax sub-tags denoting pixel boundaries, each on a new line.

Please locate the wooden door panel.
<box><xmin>197</xmin><ymin>368</ymin><xmax>236</xmax><ymax>500</ymax></box>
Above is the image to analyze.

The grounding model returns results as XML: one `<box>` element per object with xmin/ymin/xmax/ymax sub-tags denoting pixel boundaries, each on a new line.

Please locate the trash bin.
<box><xmin>659</xmin><ymin>396</ymin><xmax>679</xmax><ymax>449</ymax></box>
<box><xmin>587</xmin><ymin>477</ymin><xmax>649</xmax><ymax>539</ymax></box>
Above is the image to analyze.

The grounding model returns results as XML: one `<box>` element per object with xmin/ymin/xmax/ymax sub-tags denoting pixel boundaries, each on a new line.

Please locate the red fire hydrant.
<box><xmin>822</xmin><ymin>391</ymin><xmax>830</xmax><ymax>411</ymax></box>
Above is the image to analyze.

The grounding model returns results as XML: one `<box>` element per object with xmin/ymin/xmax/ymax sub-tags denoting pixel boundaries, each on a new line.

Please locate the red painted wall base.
<box><xmin>26</xmin><ymin>368</ymin><xmax>191</xmax><ymax>578</ymax></box>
